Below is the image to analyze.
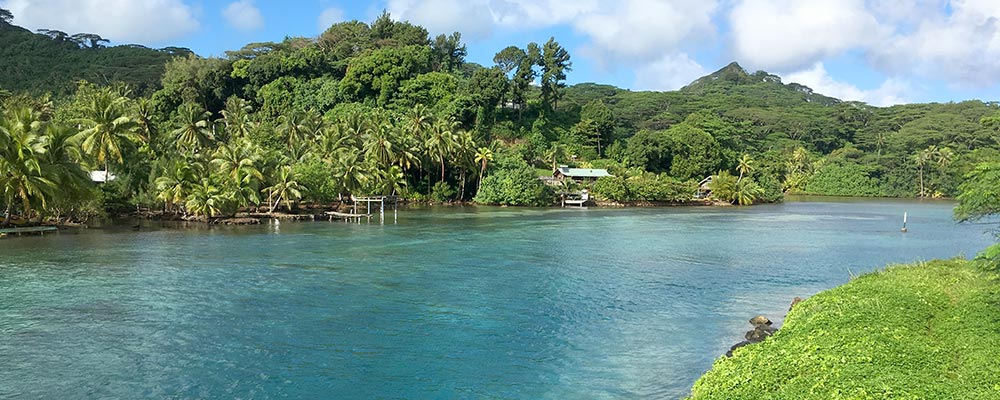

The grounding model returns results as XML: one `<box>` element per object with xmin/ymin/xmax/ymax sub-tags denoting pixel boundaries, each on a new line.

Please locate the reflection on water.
<box><xmin>0</xmin><ymin>199</ymin><xmax>994</xmax><ymax>399</ymax></box>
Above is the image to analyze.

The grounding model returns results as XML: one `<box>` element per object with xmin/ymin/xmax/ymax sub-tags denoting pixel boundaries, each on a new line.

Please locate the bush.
<box><xmin>474</xmin><ymin>166</ymin><xmax>553</xmax><ymax>206</ymax></box>
<box><xmin>593</xmin><ymin>176</ymin><xmax>631</xmax><ymax>202</ymax></box>
<box><xmin>805</xmin><ymin>161</ymin><xmax>881</xmax><ymax>196</ymax></box>
<box><xmin>430</xmin><ymin>181</ymin><xmax>455</xmax><ymax>203</ymax></box>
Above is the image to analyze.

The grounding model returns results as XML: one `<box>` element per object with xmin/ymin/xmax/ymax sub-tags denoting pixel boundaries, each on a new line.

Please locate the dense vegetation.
<box><xmin>690</xmin><ymin>259</ymin><xmax>1000</xmax><ymax>399</ymax></box>
<box><xmin>2</xmin><ymin>7</ymin><xmax>1000</xmax><ymax>224</ymax></box>
<box><xmin>0</xmin><ymin>17</ymin><xmax>187</xmax><ymax>96</ymax></box>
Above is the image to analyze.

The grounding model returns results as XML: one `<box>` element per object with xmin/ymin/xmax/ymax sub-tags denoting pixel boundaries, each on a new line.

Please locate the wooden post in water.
<box><xmin>901</xmin><ymin>211</ymin><xmax>908</xmax><ymax>233</ymax></box>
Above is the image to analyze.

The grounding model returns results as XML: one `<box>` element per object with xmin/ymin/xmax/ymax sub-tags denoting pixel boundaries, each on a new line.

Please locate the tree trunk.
<box><xmin>918</xmin><ymin>167</ymin><xmax>924</xmax><ymax>197</ymax></box>
<box><xmin>440</xmin><ymin>159</ymin><xmax>446</xmax><ymax>182</ymax></box>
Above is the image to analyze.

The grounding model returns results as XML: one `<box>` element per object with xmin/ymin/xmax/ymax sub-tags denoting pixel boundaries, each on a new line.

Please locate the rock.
<box><xmin>749</xmin><ymin>315</ymin><xmax>772</xmax><ymax>326</ymax></box>
<box><xmin>789</xmin><ymin>296</ymin><xmax>803</xmax><ymax>310</ymax></box>
<box><xmin>745</xmin><ymin>325</ymin><xmax>778</xmax><ymax>342</ymax></box>
<box><xmin>726</xmin><ymin>341</ymin><xmax>751</xmax><ymax>357</ymax></box>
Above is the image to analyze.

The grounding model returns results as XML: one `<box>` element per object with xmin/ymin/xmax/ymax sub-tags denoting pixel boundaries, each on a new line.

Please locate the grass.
<box><xmin>689</xmin><ymin>259</ymin><xmax>1000</xmax><ymax>399</ymax></box>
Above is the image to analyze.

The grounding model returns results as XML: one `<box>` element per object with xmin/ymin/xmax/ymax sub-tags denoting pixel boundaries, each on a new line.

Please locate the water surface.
<box><xmin>1</xmin><ymin>199</ymin><xmax>994</xmax><ymax>399</ymax></box>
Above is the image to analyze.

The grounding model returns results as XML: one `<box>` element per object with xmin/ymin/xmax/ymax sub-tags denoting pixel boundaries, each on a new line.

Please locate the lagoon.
<box><xmin>0</xmin><ymin>198</ymin><xmax>994</xmax><ymax>399</ymax></box>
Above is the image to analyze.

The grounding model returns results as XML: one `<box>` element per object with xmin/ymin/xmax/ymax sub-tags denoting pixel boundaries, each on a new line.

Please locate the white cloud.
<box><xmin>317</xmin><ymin>7</ymin><xmax>345</xmax><ymax>32</ymax></box>
<box><xmin>573</xmin><ymin>0</ymin><xmax>717</xmax><ymax>63</ymax></box>
<box><xmin>222</xmin><ymin>0</ymin><xmax>263</xmax><ymax>32</ymax></box>
<box><xmin>729</xmin><ymin>0</ymin><xmax>886</xmax><ymax>71</ymax></box>
<box><xmin>387</xmin><ymin>0</ymin><xmax>497</xmax><ymax>39</ymax></box>
<box><xmin>784</xmin><ymin>62</ymin><xmax>910</xmax><ymax>106</ymax></box>
<box><xmin>0</xmin><ymin>0</ymin><xmax>199</xmax><ymax>44</ymax></box>
<box><xmin>634</xmin><ymin>53</ymin><xmax>709</xmax><ymax>91</ymax></box>
<box><xmin>868</xmin><ymin>0</ymin><xmax>1000</xmax><ymax>88</ymax></box>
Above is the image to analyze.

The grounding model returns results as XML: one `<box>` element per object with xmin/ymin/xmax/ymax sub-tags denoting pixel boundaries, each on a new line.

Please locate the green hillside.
<box><xmin>690</xmin><ymin>259</ymin><xmax>1000</xmax><ymax>399</ymax></box>
<box><xmin>1</xmin><ymin>10</ymin><xmax>999</xmax><ymax>223</ymax></box>
<box><xmin>0</xmin><ymin>22</ymin><xmax>187</xmax><ymax>96</ymax></box>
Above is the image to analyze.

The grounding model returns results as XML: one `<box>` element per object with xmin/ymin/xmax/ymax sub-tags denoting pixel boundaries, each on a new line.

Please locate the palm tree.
<box><xmin>546</xmin><ymin>143</ymin><xmax>567</xmax><ymax>170</ymax></box>
<box><xmin>474</xmin><ymin>146</ymin><xmax>493</xmax><ymax>192</ymax></box>
<box><xmin>172</xmin><ymin>104</ymin><xmax>214</xmax><ymax>152</ymax></box>
<box><xmin>154</xmin><ymin>156</ymin><xmax>206</xmax><ymax>214</ymax></box>
<box><xmin>73</xmin><ymin>86</ymin><xmax>139</xmax><ymax>174</ymax></box>
<box><xmin>0</xmin><ymin>106</ymin><xmax>55</xmax><ymax>222</ymax></box>
<box><xmin>733</xmin><ymin>178</ymin><xmax>764</xmax><ymax>206</ymax></box>
<box><xmin>736</xmin><ymin>153</ymin><xmax>754</xmax><ymax>181</ymax></box>
<box><xmin>186</xmin><ymin>178</ymin><xmax>226</xmax><ymax>218</ymax></box>
<box><xmin>425</xmin><ymin>120</ymin><xmax>457</xmax><ymax>182</ymax></box>
<box><xmin>219</xmin><ymin>96</ymin><xmax>253</xmax><ymax>140</ymax></box>
<box><xmin>211</xmin><ymin>140</ymin><xmax>263</xmax><ymax>209</ymax></box>
<box><xmin>277</xmin><ymin>110</ymin><xmax>310</xmax><ymax>149</ymax></box>
<box><xmin>914</xmin><ymin>146</ymin><xmax>936</xmax><ymax>197</ymax></box>
<box><xmin>332</xmin><ymin>149</ymin><xmax>368</xmax><ymax>198</ymax></box>
<box><xmin>363</xmin><ymin>117</ymin><xmax>397</xmax><ymax>168</ymax></box>
<box><xmin>263</xmin><ymin>165</ymin><xmax>303</xmax><ymax>213</ymax></box>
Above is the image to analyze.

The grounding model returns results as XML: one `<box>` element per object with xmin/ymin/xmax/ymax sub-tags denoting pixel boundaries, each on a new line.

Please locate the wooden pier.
<box><xmin>0</xmin><ymin>226</ymin><xmax>58</xmax><ymax>237</ymax></box>
<box><xmin>325</xmin><ymin>195</ymin><xmax>401</xmax><ymax>223</ymax></box>
<box><xmin>561</xmin><ymin>190</ymin><xmax>591</xmax><ymax>208</ymax></box>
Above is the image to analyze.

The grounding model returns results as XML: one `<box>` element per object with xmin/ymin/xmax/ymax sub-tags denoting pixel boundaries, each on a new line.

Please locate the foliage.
<box><xmin>690</xmin><ymin>259</ymin><xmax>1000</xmax><ymax>399</ymax></box>
<box><xmin>3</xmin><ymin>10</ymin><xmax>999</xmax><ymax>221</ymax></box>
<box><xmin>953</xmin><ymin>162</ymin><xmax>1000</xmax><ymax>223</ymax></box>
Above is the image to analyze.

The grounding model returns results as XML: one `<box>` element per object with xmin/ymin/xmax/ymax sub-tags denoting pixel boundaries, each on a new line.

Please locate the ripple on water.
<box><xmin>0</xmin><ymin>199</ymin><xmax>993</xmax><ymax>399</ymax></box>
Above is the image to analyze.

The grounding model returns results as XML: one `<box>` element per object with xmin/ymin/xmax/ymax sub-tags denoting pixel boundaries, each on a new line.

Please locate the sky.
<box><xmin>2</xmin><ymin>0</ymin><xmax>999</xmax><ymax>106</ymax></box>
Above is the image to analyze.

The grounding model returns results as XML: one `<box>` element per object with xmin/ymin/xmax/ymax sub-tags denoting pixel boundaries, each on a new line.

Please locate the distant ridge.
<box><xmin>681</xmin><ymin>61</ymin><xmax>840</xmax><ymax>106</ymax></box>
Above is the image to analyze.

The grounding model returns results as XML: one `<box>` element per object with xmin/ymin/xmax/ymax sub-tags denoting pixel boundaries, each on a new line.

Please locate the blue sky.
<box><xmin>3</xmin><ymin>0</ymin><xmax>999</xmax><ymax>106</ymax></box>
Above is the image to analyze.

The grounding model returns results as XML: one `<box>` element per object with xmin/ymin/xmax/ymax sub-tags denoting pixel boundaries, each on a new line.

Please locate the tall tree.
<box><xmin>171</xmin><ymin>104</ymin><xmax>214</xmax><ymax>152</ymax></box>
<box><xmin>538</xmin><ymin>37</ymin><xmax>571</xmax><ymax>112</ymax></box>
<box><xmin>1</xmin><ymin>8</ymin><xmax>13</xmax><ymax>25</ymax></box>
<box><xmin>73</xmin><ymin>86</ymin><xmax>140</xmax><ymax>174</ymax></box>
<box><xmin>431</xmin><ymin>32</ymin><xmax>466</xmax><ymax>72</ymax></box>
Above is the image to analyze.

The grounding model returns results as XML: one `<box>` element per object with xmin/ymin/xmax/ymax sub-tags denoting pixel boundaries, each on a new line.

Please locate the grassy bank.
<box><xmin>690</xmin><ymin>259</ymin><xmax>1000</xmax><ymax>399</ymax></box>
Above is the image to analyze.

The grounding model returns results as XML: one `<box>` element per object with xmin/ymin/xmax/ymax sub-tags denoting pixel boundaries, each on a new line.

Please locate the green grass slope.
<box><xmin>690</xmin><ymin>259</ymin><xmax>1000</xmax><ymax>399</ymax></box>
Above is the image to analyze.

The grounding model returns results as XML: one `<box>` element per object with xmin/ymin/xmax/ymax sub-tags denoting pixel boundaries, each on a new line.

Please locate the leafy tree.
<box><xmin>474</xmin><ymin>146</ymin><xmax>493</xmax><ymax>191</ymax></box>
<box><xmin>580</xmin><ymin>99</ymin><xmax>614</xmax><ymax>155</ymax></box>
<box><xmin>263</xmin><ymin>165</ymin><xmax>303</xmax><ymax>213</ymax></box>
<box><xmin>339</xmin><ymin>45</ymin><xmax>433</xmax><ymax>106</ymax></box>
<box><xmin>538</xmin><ymin>37</ymin><xmax>571</xmax><ymax>111</ymax></box>
<box><xmin>0</xmin><ymin>8</ymin><xmax>13</xmax><ymax>25</ymax></box>
<box><xmin>171</xmin><ymin>104</ymin><xmax>214</xmax><ymax>152</ymax></box>
<box><xmin>73</xmin><ymin>85</ymin><xmax>140</xmax><ymax>174</ymax></box>
<box><xmin>431</xmin><ymin>32</ymin><xmax>466</xmax><ymax>72</ymax></box>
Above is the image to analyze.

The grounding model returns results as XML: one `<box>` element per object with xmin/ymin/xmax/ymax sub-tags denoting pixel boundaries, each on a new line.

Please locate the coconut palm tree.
<box><xmin>172</xmin><ymin>104</ymin><xmax>214</xmax><ymax>152</ymax></box>
<box><xmin>0</xmin><ymin>106</ymin><xmax>55</xmax><ymax>222</ymax></box>
<box><xmin>263</xmin><ymin>165</ymin><xmax>303</xmax><ymax>213</ymax></box>
<box><xmin>211</xmin><ymin>139</ymin><xmax>263</xmax><ymax>209</ymax></box>
<box><xmin>914</xmin><ymin>146</ymin><xmax>935</xmax><ymax>197</ymax></box>
<box><xmin>474</xmin><ymin>146</ymin><xmax>493</xmax><ymax>192</ymax></box>
<box><xmin>425</xmin><ymin>120</ymin><xmax>457</xmax><ymax>182</ymax></box>
<box><xmin>546</xmin><ymin>143</ymin><xmax>567</xmax><ymax>170</ymax></box>
<box><xmin>219</xmin><ymin>96</ymin><xmax>253</xmax><ymax>140</ymax></box>
<box><xmin>736</xmin><ymin>153</ymin><xmax>754</xmax><ymax>182</ymax></box>
<box><xmin>154</xmin><ymin>157</ymin><xmax>206</xmax><ymax>214</ymax></box>
<box><xmin>186</xmin><ymin>178</ymin><xmax>226</xmax><ymax>218</ymax></box>
<box><xmin>332</xmin><ymin>149</ymin><xmax>368</xmax><ymax>198</ymax></box>
<box><xmin>73</xmin><ymin>86</ymin><xmax>139</xmax><ymax>174</ymax></box>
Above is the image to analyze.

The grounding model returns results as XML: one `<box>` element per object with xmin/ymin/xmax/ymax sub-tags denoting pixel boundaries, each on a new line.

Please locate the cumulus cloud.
<box><xmin>573</xmin><ymin>0</ymin><xmax>717</xmax><ymax>63</ymax></box>
<box><xmin>317</xmin><ymin>7</ymin><xmax>344</xmax><ymax>32</ymax></box>
<box><xmin>729</xmin><ymin>0</ymin><xmax>886</xmax><ymax>71</ymax></box>
<box><xmin>784</xmin><ymin>62</ymin><xmax>910</xmax><ymax>106</ymax></box>
<box><xmin>222</xmin><ymin>0</ymin><xmax>263</xmax><ymax>32</ymax></box>
<box><xmin>634</xmin><ymin>53</ymin><xmax>709</xmax><ymax>91</ymax></box>
<box><xmin>387</xmin><ymin>0</ymin><xmax>497</xmax><ymax>39</ymax></box>
<box><xmin>0</xmin><ymin>0</ymin><xmax>199</xmax><ymax>44</ymax></box>
<box><xmin>868</xmin><ymin>0</ymin><xmax>1000</xmax><ymax>88</ymax></box>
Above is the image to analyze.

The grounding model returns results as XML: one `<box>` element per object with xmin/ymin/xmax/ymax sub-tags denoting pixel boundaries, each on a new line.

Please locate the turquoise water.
<box><xmin>1</xmin><ymin>199</ymin><xmax>995</xmax><ymax>399</ymax></box>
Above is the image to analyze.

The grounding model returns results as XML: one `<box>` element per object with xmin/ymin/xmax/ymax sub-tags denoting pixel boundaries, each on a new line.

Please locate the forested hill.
<box><xmin>0</xmin><ymin>21</ymin><xmax>188</xmax><ymax>96</ymax></box>
<box><xmin>2</xmin><ymin>9</ymin><xmax>999</xmax><ymax>225</ymax></box>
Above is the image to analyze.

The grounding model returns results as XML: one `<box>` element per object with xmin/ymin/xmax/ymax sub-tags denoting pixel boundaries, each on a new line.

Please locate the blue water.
<box><xmin>0</xmin><ymin>199</ymin><xmax>994</xmax><ymax>399</ymax></box>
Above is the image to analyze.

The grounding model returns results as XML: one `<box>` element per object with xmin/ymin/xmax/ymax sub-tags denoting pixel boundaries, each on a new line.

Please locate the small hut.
<box><xmin>553</xmin><ymin>165</ymin><xmax>613</xmax><ymax>183</ymax></box>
